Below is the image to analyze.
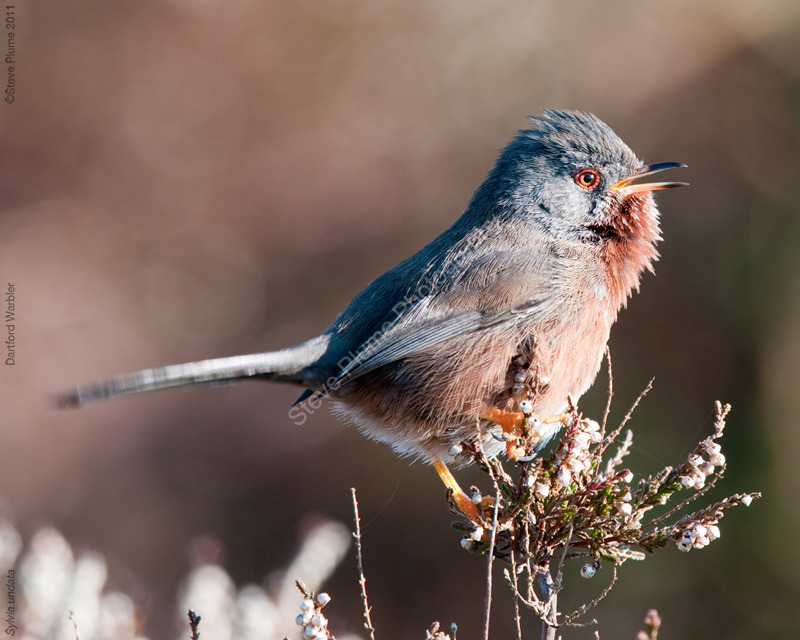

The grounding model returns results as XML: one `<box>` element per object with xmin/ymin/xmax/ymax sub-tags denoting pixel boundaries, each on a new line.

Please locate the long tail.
<box><xmin>56</xmin><ymin>336</ymin><xmax>328</xmax><ymax>408</ymax></box>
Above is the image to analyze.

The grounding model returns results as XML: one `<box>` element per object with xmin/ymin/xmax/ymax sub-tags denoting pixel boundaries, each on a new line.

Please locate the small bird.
<box><xmin>59</xmin><ymin>110</ymin><xmax>685</xmax><ymax>519</ymax></box>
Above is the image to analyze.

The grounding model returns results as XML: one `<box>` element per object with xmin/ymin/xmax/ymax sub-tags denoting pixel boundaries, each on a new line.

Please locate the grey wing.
<box><xmin>332</xmin><ymin>247</ymin><xmax>552</xmax><ymax>382</ymax></box>
<box><xmin>330</xmin><ymin>296</ymin><xmax>545</xmax><ymax>389</ymax></box>
<box><xmin>331</xmin><ymin>307</ymin><xmax>483</xmax><ymax>386</ymax></box>
<box><xmin>307</xmin><ymin>247</ymin><xmax>553</xmax><ymax>393</ymax></box>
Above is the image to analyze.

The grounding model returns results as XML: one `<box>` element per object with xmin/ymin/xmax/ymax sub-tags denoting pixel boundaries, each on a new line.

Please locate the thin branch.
<box><xmin>68</xmin><ymin>610</ymin><xmax>80</xmax><ymax>640</ymax></box>
<box><xmin>483</xmin><ymin>483</ymin><xmax>501</xmax><ymax>640</ymax></box>
<box><xmin>512</xmin><ymin>574</ymin><xmax>523</xmax><ymax>640</ymax></box>
<box><xmin>599</xmin><ymin>379</ymin><xmax>653</xmax><ymax>458</ymax></box>
<box><xmin>351</xmin><ymin>488</ymin><xmax>377</xmax><ymax>640</ymax></box>
<box><xmin>603</xmin><ymin>429</ymin><xmax>634</xmax><ymax>477</ymax></box>
<box><xmin>646</xmin><ymin>467</ymin><xmax>724</xmax><ymax>530</ymax></box>
<box><xmin>538</xmin><ymin>570</ymin><xmax>557</xmax><ymax>640</ymax></box>
<box><xmin>601</xmin><ymin>347</ymin><xmax>614</xmax><ymax>435</ymax></box>
<box><xmin>554</xmin><ymin>523</ymin><xmax>573</xmax><ymax>585</ymax></box>
<box><xmin>561</xmin><ymin>565</ymin><xmax>618</xmax><ymax>626</ymax></box>
<box><xmin>478</xmin><ymin>434</ymin><xmax>502</xmax><ymax>640</ymax></box>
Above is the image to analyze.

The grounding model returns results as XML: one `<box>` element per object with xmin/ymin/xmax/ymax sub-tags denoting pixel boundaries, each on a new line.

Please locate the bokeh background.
<box><xmin>2</xmin><ymin>0</ymin><xmax>800</xmax><ymax>638</ymax></box>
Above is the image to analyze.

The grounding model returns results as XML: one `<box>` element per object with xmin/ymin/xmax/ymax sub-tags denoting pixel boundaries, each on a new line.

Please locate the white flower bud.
<box><xmin>621</xmin><ymin>491</ymin><xmax>632</xmax><ymax>502</ymax></box>
<box><xmin>567</xmin><ymin>458</ymin><xmax>585</xmax><ymax>473</ymax></box>
<box><xmin>583</xmin><ymin>419</ymin><xmax>600</xmax><ymax>433</ymax></box>
<box><xmin>556</xmin><ymin>466</ymin><xmax>572</xmax><ymax>488</ymax></box>
<box><xmin>471</xmin><ymin>491</ymin><xmax>482</xmax><ymax>504</ymax></box>
<box><xmin>580</xmin><ymin>563</ymin><xmax>596</xmax><ymax>579</ymax></box>
<box><xmin>514</xmin><ymin>371</ymin><xmax>526</xmax><ymax>383</ymax></box>
<box><xmin>572</xmin><ymin>433</ymin><xmax>591</xmax><ymax>449</ymax></box>
<box><xmin>518</xmin><ymin>400</ymin><xmax>534</xmax><ymax>415</ymax></box>
<box><xmin>705</xmin><ymin>441</ymin><xmax>721</xmax><ymax>455</ymax></box>
<box><xmin>617</xmin><ymin>502</ymin><xmax>632</xmax><ymax>516</ymax></box>
<box><xmin>304</xmin><ymin>625</ymin><xmax>317</xmax><ymax>639</ymax></box>
<box><xmin>525</xmin><ymin>473</ymin><xmax>535</xmax><ymax>487</ymax></box>
<box><xmin>470</xmin><ymin>526</ymin><xmax>484</xmax><ymax>541</ymax></box>
<box><xmin>693</xmin><ymin>535</ymin><xmax>710</xmax><ymax>548</ymax></box>
<box><xmin>310</xmin><ymin>614</ymin><xmax>327</xmax><ymax>627</ymax></box>
<box><xmin>297</xmin><ymin>612</ymin><xmax>312</xmax><ymax>626</ymax></box>
<box><xmin>706</xmin><ymin>524</ymin><xmax>721</xmax><ymax>541</ymax></box>
<box><xmin>589</xmin><ymin>430</ymin><xmax>603</xmax><ymax>443</ymax></box>
<box><xmin>461</xmin><ymin>538</ymin><xmax>475</xmax><ymax>551</ymax></box>
<box><xmin>681</xmin><ymin>529</ymin><xmax>695</xmax><ymax>543</ymax></box>
<box><xmin>449</xmin><ymin>444</ymin><xmax>463</xmax><ymax>456</ymax></box>
<box><xmin>687</xmin><ymin>453</ymin><xmax>703</xmax><ymax>467</ymax></box>
<box><xmin>692</xmin><ymin>524</ymin><xmax>707</xmax><ymax>538</ymax></box>
<box><xmin>698</xmin><ymin>461</ymin><xmax>715</xmax><ymax>475</ymax></box>
<box><xmin>709</xmin><ymin>453</ymin><xmax>726</xmax><ymax>467</ymax></box>
<box><xmin>741</xmin><ymin>495</ymin><xmax>753</xmax><ymax>506</ymax></box>
<box><xmin>677</xmin><ymin>539</ymin><xmax>692</xmax><ymax>552</ymax></box>
<box><xmin>680</xmin><ymin>475</ymin><xmax>694</xmax><ymax>488</ymax></box>
<box><xmin>622</xmin><ymin>471</ymin><xmax>634</xmax><ymax>483</ymax></box>
<box><xmin>301</xmin><ymin>599</ymin><xmax>315</xmax><ymax>612</ymax></box>
<box><xmin>534</xmin><ymin>482</ymin><xmax>550</xmax><ymax>499</ymax></box>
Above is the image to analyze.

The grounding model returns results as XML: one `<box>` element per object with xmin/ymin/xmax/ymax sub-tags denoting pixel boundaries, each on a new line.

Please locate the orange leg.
<box><xmin>481</xmin><ymin>408</ymin><xmax>567</xmax><ymax>460</ymax></box>
<box><xmin>434</xmin><ymin>459</ymin><xmax>480</xmax><ymax>522</ymax></box>
<box><xmin>481</xmin><ymin>407</ymin><xmax>527</xmax><ymax>459</ymax></box>
<box><xmin>481</xmin><ymin>407</ymin><xmax>526</xmax><ymax>437</ymax></box>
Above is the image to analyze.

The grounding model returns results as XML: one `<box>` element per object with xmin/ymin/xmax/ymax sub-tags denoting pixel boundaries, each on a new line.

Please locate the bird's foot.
<box><xmin>482</xmin><ymin>407</ymin><xmax>526</xmax><ymax>437</ymax></box>
<box><xmin>434</xmin><ymin>459</ymin><xmax>490</xmax><ymax>522</ymax></box>
<box><xmin>481</xmin><ymin>407</ymin><xmax>539</xmax><ymax>460</ymax></box>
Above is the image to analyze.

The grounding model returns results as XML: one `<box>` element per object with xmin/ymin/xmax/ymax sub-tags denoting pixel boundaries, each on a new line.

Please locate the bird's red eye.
<box><xmin>574</xmin><ymin>169</ymin><xmax>600</xmax><ymax>190</ymax></box>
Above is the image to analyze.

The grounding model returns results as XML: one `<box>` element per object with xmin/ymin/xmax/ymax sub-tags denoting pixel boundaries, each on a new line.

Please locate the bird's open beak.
<box><xmin>612</xmin><ymin>161</ymin><xmax>688</xmax><ymax>197</ymax></box>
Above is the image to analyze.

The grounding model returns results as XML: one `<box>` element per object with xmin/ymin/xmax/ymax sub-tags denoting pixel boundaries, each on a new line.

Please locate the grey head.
<box><xmin>465</xmin><ymin>110</ymin><xmax>679</xmax><ymax>245</ymax></box>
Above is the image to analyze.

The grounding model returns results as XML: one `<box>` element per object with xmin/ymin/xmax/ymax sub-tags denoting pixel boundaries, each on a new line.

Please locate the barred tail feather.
<box><xmin>56</xmin><ymin>337</ymin><xmax>327</xmax><ymax>408</ymax></box>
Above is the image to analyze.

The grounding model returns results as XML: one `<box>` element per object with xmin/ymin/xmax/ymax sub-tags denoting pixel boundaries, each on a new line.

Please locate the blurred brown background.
<box><xmin>2</xmin><ymin>0</ymin><xmax>800</xmax><ymax>638</ymax></box>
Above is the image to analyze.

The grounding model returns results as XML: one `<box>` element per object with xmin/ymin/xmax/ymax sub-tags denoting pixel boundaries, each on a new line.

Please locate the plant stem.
<box><xmin>351</xmin><ymin>488</ymin><xmax>377</xmax><ymax>640</ymax></box>
<box><xmin>538</xmin><ymin>570</ymin><xmax>557</xmax><ymax>640</ymax></box>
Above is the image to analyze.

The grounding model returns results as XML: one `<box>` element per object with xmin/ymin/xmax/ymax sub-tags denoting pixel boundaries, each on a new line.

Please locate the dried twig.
<box><xmin>68</xmin><ymin>610</ymin><xmax>80</xmax><ymax>640</ymax></box>
<box><xmin>476</xmin><ymin>434</ymin><xmax>503</xmax><ymax>640</ymax></box>
<box><xmin>351</xmin><ymin>488</ymin><xmax>377</xmax><ymax>640</ymax></box>
<box><xmin>599</xmin><ymin>379</ymin><xmax>653</xmax><ymax>457</ymax></box>
<box><xmin>560</xmin><ymin>565</ymin><xmax>618</xmax><ymax>626</ymax></box>
<box><xmin>600</xmin><ymin>348</ymin><xmax>614</xmax><ymax>435</ymax></box>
